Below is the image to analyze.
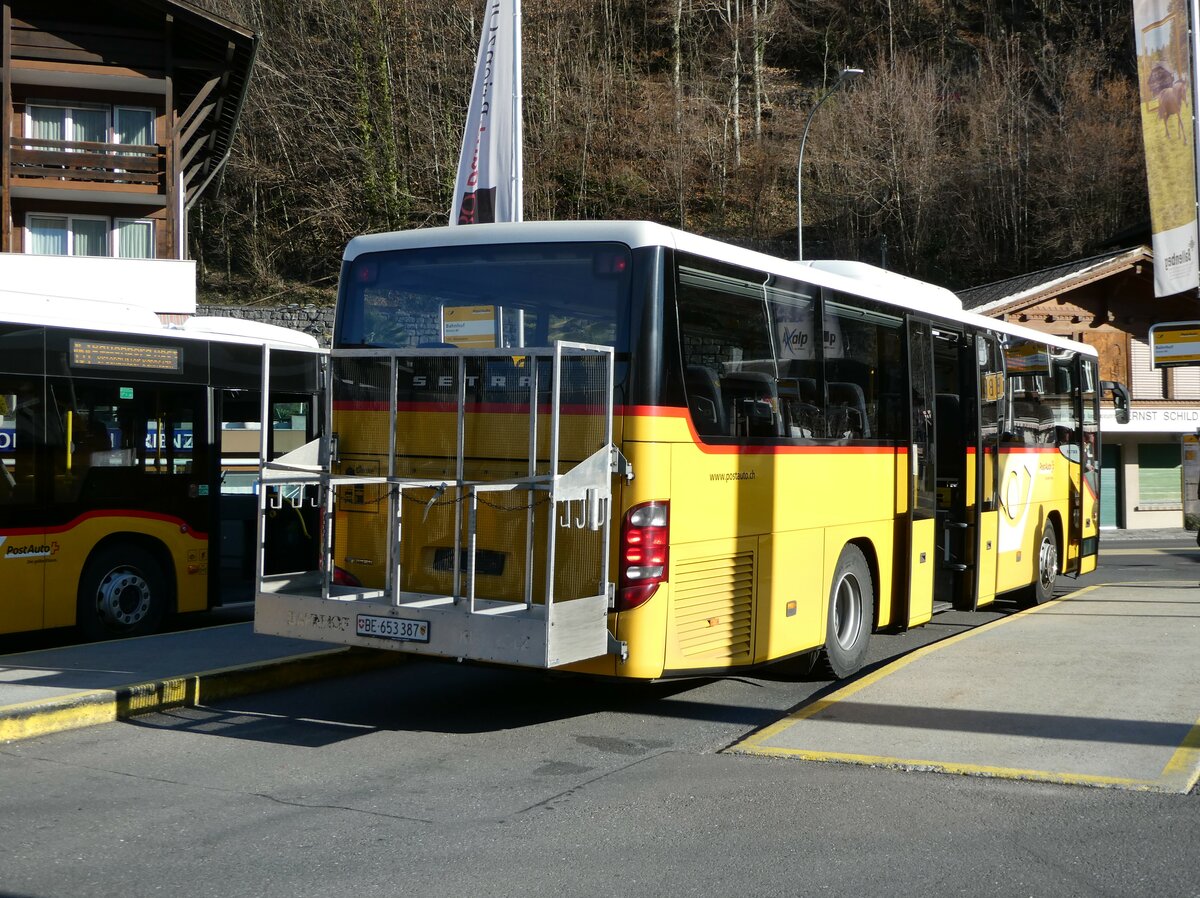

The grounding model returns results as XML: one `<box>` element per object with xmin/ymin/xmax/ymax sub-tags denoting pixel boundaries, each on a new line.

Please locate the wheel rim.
<box><xmin>94</xmin><ymin>566</ymin><xmax>153</xmax><ymax>628</ymax></box>
<box><xmin>833</xmin><ymin>571</ymin><xmax>863</xmax><ymax>650</ymax></box>
<box><xmin>1038</xmin><ymin>533</ymin><xmax>1058</xmax><ymax>593</ymax></box>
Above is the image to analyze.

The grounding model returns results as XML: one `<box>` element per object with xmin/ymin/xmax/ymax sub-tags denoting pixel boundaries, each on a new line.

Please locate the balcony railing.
<box><xmin>9</xmin><ymin>137</ymin><xmax>165</xmax><ymax>189</ymax></box>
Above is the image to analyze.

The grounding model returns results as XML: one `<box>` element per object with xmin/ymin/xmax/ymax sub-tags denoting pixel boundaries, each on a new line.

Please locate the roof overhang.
<box><xmin>967</xmin><ymin>247</ymin><xmax>1153</xmax><ymax>317</ymax></box>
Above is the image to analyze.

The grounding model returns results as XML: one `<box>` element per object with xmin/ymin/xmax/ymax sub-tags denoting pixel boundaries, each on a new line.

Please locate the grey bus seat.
<box><xmin>685</xmin><ymin>365</ymin><xmax>727</xmax><ymax>435</ymax></box>
<box><xmin>722</xmin><ymin>370</ymin><xmax>782</xmax><ymax>437</ymax></box>
<box><xmin>827</xmin><ymin>381</ymin><xmax>870</xmax><ymax>438</ymax></box>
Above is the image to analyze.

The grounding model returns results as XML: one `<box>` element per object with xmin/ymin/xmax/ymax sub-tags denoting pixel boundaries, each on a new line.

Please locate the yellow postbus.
<box><xmin>255</xmin><ymin>221</ymin><xmax>1129</xmax><ymax>679</ymax></box>
<box><xmin>0</xmin><ymin>295</ymin><xmax>324</xmax><ymax>640</ymax></box>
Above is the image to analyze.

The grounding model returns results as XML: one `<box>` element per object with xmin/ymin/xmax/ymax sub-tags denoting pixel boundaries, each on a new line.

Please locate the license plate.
<box><xmin>355</xmin><ymin>614</ymin><xmax>430</xmax><ymax>643</ymax></box>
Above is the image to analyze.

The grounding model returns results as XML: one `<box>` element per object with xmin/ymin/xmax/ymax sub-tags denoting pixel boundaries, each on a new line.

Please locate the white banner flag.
<box><xmin>451</xmin><ymin>0</ymin><xmax>523</xmax><ymax>225</ymax></box>
<box><xmin>1133</xmin><ymin>0</ymin><xmax>1200</xmax><ymax>296</ymax></box>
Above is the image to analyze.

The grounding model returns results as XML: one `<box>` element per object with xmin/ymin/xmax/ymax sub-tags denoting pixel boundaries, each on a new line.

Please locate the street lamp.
<box><xmin>797</xmin><ymin>66</ymin><xmax>863</xmax><ymax>261</ymax></box>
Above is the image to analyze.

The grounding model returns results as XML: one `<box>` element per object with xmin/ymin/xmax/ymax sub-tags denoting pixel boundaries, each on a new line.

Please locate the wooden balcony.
<box><xmin>8</xmin><ymin>137</ymin><xmax>165</xmax><ymax>192</ymax></box>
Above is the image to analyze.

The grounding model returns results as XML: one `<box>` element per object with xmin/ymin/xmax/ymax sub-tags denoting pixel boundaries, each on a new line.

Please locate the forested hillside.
<box><xmin>191</xmin><ymin>0</ymin><xmax>1147</xmax><ymax>302</ymax></box>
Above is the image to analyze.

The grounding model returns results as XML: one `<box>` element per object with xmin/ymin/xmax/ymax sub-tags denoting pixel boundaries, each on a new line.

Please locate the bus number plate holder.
<box><xmin>356</xmin><ymin>614</ymin><xmax>430</xmax><ymax>643</ymax></box>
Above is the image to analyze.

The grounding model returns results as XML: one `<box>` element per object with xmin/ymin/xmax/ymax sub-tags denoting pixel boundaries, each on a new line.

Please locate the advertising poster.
<box><xmin>1133</xmin><ymin>0</ymin><xmax>1200</xmax><ymax>296</ymax></box>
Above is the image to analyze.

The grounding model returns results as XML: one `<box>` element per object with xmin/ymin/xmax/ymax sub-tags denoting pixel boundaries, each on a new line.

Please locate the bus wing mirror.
<box><xmin>1101</xmin><ymin>380</ymin><xmax>1130</xmax><ymax>425</ymax></box>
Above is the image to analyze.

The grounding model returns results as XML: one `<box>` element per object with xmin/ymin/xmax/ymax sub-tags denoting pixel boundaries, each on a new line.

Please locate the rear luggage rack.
<box><xmin>254</xmin><ymin>342</ymin><xmax>620</xmax><ymax>668</ymax></box>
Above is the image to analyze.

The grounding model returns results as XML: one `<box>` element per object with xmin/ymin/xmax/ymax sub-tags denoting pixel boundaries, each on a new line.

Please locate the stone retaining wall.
<box><xmin>198</xmin><ymin>304</ymin><xmax>334</xmax><ymax>344</ymax></box>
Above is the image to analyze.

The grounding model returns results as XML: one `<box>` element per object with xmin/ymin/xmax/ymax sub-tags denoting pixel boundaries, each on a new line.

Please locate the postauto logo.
<box><xmin>0</xmin><ymin>536</ymin><xmax>60</xmax><ymax>559</ymax></box>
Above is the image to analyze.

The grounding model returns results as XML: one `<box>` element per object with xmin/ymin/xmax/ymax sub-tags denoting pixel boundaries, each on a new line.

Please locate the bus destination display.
<box><xmin>70</xmin><ymin>339</ymin><xmax>182</xmax><ymax>372</ymax></box>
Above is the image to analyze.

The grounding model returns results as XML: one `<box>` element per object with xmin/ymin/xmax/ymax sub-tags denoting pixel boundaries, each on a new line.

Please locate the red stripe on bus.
<box><xmin>0</xmin><ymin>509</ymin><xmax>207</xmax><ymax>540</ymax></box>
<box><xmin>998</xmin><ymin>445</ymin><xmax>1062</xmax><ymax>455</ymax></box>
<box><xmin>334</xmin><ymin>400</ymin><xmax>607</xmax><ymax>415</ymax></box>
<box><xmin>622</xmin><ymin>405</ymin><xmax>900</xmax><ymax>455</ymax></box>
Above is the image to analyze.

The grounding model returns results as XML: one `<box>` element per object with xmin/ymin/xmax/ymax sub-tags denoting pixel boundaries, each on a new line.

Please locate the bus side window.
<box><xmin>823</xmin><ymin>293</ymin><xmax>904</xmax><ymax>442</ymax></box>
<box><xmin>676</xmin><ymin>255</ymin><xmax>776</xmax><ymax>443</ymax></box>
<box><xmin>0</xmin><ymin>382</ymin><xmax>39</xmax><ymax>508</ymax></box>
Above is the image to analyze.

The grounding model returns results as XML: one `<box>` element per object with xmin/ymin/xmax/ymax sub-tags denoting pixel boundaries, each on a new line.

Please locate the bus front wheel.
<box><xmin>77</xmin><ymin>544</ymin><xmax>168</xmax><ymax>640</ymax></box>
<box><xmin>1018</xmin><ymin>522</ymin><xmax>1058</xmax><ymax>608</ymax></box>
<box><xmin>819</xmin><ymin>544</ymin><xmax>874</xmax><ymax>679</ymax></box>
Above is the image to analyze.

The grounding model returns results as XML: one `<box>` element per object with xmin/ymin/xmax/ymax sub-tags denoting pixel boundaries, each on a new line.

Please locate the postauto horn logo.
<box><xmin>0</xmin><ymin>536</ymin><xmax>60</xmax><ymax>559</ymax></box>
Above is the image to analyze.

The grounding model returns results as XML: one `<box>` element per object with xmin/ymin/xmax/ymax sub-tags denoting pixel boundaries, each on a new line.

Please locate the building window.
<box><xmin>27</xmin><ymin>103</ymin><xmax>154</xmax><ymax>147</ymax></box>
<box><xmin>24</xmin><ymin>215</ymin><xmax>153</xmax><ymax>258</ymax></box>
<box><xmin>1130</xmin><ymin>337</ymin><xmax>1166</xmax><ymax>400</ymax></box>
<box><xmin>28</xmin><ymin>103</ymin><xmax>109</xmax><ymax>145</ymax></box>
<box><xmin>114</xmin><ymin>219</ymin><xmax>154</xmax><ymax>258</ymax></box>
<box><xmin>115</xmin><ymin>107</ymin><xmax>155</xmax><ymax>146</ymax></box>
<box><xmin>1138</xmin><ymin>443</ymin><xmax>1180</xmax><ymax>505</ymax></box>
<box><xmin>27</xmin><ymin>215</ymin><xmax>110</xmax><ymax>256</ymax></box>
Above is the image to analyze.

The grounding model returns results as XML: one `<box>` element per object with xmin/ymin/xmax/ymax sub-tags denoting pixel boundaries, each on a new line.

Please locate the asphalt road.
<box><xmin>2</xmin><ymin>538</ymin><xmax>1197</xmax><ymax>898</ymax></box>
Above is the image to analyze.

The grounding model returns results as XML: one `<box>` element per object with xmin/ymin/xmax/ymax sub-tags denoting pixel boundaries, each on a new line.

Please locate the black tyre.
<box><xmin>775</xmin><ymin>649</ymin><xmax>820</xmax><ymax>679</ymax></box>
<box><xmin>818</xmin><ymin>544</ymin><xmax>874</xmax><ymax>679</ymax></box>
<box><xmin>77</xmin><ymin>544</ymin><xmax>168</xmax><ymax>640</ymax></box>
<box><xmin>1018</xmin><ymin>521</ymin><xmax>1058</xmax><ymax>608</ymax></box>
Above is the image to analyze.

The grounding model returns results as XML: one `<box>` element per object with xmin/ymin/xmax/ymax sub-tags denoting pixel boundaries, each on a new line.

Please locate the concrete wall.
<box><xmin>0</xmin><ymin>254</ymin><xmax>196</xmax><ymax>315</ymax></box>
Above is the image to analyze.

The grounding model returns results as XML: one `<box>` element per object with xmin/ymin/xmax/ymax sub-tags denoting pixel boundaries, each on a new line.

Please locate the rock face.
<box><xmin>198</xmin><ymin>304</ymin><xmax>334</xmax><ymax>344</ymax></box>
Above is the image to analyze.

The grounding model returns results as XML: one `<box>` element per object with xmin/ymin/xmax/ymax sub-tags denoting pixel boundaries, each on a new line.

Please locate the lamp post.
<box><xmin>797</xmin><ymin>66</ymin><xmax>862</xmax><ymax>261</ymax></box>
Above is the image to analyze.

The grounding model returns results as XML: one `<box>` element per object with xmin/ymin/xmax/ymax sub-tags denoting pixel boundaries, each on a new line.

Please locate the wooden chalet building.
<box><xmin>961</xmin><ymin>246</ymin><xmax>1200</xmax><ymax>531</ymax></box>
<box><xmin>0</xmin><ymin>0</ymin><xmax>255</xmax><ymax>317</ymax></box>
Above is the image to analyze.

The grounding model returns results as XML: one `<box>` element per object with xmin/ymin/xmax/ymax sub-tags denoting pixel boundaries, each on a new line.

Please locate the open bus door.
<box><xmin>1066</xmin><ymin>355</ymin><xmax>1101</xmax><ymax>576</ymax></box>
<box><xmin>214</xmin><ymin>375</ymin><xmax>320</xmax><ymax>604</ymax></box>
<box><xmin>901</xmin><ymin>318</ymin><xmax>938</xmax><ymax>627</ymax></box>
<box><xmin>973</xmin><ymin>333</ymin><xmax>1003</xmax><ymax>609</ymax></box>
<box><xmin>900</xmin><ymin>321</ymin><xmax>992</xmax><ymax>626</ymax></box>
<box><xmin>930</xmin><ymin>327</ymin><xmax>986</xmax><ymax>612</ymax></box>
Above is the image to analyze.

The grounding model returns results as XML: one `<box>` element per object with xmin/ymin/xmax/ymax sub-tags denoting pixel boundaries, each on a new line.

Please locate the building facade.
<box><xmin>961</xmin><ymin>246</ymin><xmax>1199</xmax><ymax>530</ymax></box>
<box><xmin>0</xmin><ymin>0</ymin><xmax>255</xmax><ymax>317</ymax></box>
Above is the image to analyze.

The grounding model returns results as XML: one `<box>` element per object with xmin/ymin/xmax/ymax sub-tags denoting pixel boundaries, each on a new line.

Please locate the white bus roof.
<box><xmin>342</xmin><ymin>221</ymin><xmax>1095</xmax><ymax>359</ymax></box>
<box><xmin>182</xmin><ymin>316</ymin><xmax>321</xmax><ymax>349</ymax></box>
<box><xmin>0</xmin><ymin>291</ymin><xmax>321</xmax><ymax>351</ymax></box>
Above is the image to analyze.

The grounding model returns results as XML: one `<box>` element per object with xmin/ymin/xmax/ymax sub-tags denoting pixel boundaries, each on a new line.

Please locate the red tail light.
<box><xmin>333</xmin><ymin>566</ymin><xmax>363</xmax><ymax>588</ymax></box>
<box><xmin>616</xmin><ymin>501</ymin><xmax>669</xmax><ymax>612</ymax></box>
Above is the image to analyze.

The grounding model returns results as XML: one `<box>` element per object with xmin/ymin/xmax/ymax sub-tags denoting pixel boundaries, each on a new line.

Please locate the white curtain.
<box><xmin>115</xmin><ymin>108</ymin><xmax>153</xmax><ymax>147</ymax></box>
<box><xmin>72</xmin><ymin>219</ymin><xmax>109</xmax><ymax>256</ymax></box>
<box><xmin>116</xmin><ymin>220</ymin><xmax>153</xmax><ymax>258</ymax></box>
<box><xmin>28</xmin><ymin>217</ymin><xmax>67</xmax><ymax>255</ymax></box>
<box><xmin>71</xmin><ymin>108</ymin><xmax>108</xmax><ymax>145</ymax></box>
<box><xmin>28</xmin><ymin>107</ymin><xmax>63</xmax><ymax>143</ymax></box>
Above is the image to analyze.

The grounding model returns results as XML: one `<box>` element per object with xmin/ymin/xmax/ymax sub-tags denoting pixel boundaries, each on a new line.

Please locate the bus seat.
<box><xmin>722</xmin><ymin>371</ymin><xmax>781</xmax><ymax>437</ymax></box>
<box><xmin>796</xmin><ymin>377</ymin><xmax>819</xmax><ymax>404</ymax></box>
<box><xmin>685</xmin><ymin>365</ymin><xmax>727</xmax><ymax>435</ymax></box>
<box><xmin>777</xmin><ymin>377</ymin><xmax>820</xmax><ymax>437</ymax></box>
<box><xmin>828</xmin><ymin>381</ymin><xmax>870</xmax><ymax>438</ymax></box>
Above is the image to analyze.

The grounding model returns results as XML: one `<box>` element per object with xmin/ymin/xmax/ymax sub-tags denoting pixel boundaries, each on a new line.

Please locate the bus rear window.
<box><xmin>336</xmin><ymin>242</ymin><xmax>633</xmax><ymax>353</ymax></box>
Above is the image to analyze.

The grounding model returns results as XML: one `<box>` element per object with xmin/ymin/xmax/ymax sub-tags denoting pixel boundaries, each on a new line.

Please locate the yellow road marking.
<box><xmin>1103</xmin><ymin>547</ymin><xmax>1200</xmax><ymax>556</ymax></box>
<box><xmin>731</xmin><ymin>744</ymin><xmax>1161</xmax><ymax>791</ymax></box>
<box><xmin>732</xmin><ymin>584</ymin><xmax>1200</xmax><ymax>792</ymax></box>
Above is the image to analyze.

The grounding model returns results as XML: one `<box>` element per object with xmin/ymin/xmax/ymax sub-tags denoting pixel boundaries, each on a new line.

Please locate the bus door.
<box><xmin>1077</xmin><ymin>358</ymin><xmax>1100</xmax><ymax>575</ymax></box>
<box><xmin>1065</xmin><ymin>355</ymin><xmax>1099</xmax><ymax>575</ymax></box>
<box><xmin>902</xmin><ymin>319</ymin><xmax>938</xmax><ymax>627</ymax></box>
<box><xmin>216</xmin><ymin>390</ymin><xmax>263</xmax><ymax>603</ymax></box>
<box><xmin>0</xmin><ymin>375</ymin><xmax>48</xmax><ymax>633</ymax></box>
<box><xmin>931</xmin><ymin>327</ymin><xmax>977</xmax><ymax>610</ymax></box>
<box><xmin>973</xmin><ymin>334</ymin><xmax>1004</xmax><ymax>608</ymax></box>
<box><xmin>216</xmin><ymin>386</ymin><xmax>319</xmax><ymax>603</ymax></box>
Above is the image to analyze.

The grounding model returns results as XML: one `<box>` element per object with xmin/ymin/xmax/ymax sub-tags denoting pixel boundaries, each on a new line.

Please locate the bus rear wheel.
<box><xmin>819</xmin><ymin>544</ymin><xmax>874</xmax><ymax>679</ymax></box>
<box><xmin>78</xmin><ymin>544</ymin><xmax>168</xmax><ymax>640</ymax></box>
